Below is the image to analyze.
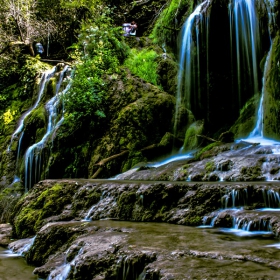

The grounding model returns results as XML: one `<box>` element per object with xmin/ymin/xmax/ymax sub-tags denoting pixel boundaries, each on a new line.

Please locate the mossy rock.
<box><xmin>263</xmin><ymin>32</ymin><xmax>280</xmax><ymax>140</ymax></box>
<box><xmin>156</xmin><ymin>56</ymin><xmax>178</xmax><ymax>95</ymax></box>
<box><xmin>13</xmin><ymin>183</ymin><xmax>73</xmax><ymax>238</ymax></box>
<box><xmin>24</xmin><ymin>105</ymin><xmax>47</xmax><ymax>143</ymax></box>
<box><xmin>195</xmin><ymin>142</ymin><xmax>222</xmax><ymax>160</ymax></box>
<box><xmin>117</xmin><ymin>191</ymin><xmax>136</xmax><ymax>220</ymax></box>
<box><xmin>229</xmin><ymin>94</ymin><xmax>259</xmax><ymax>139</ymax></box>
<box><xmin>183</xmin><ymin>120</ymin><xmax>205</xmax><ymax>151</ymax></box>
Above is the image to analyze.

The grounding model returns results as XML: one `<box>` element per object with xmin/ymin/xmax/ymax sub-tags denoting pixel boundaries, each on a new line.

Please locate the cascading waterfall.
<box><xmin>8</xmin><ymin>236</ymin><xmax>36</xmax><ymax>256</ymax></box>
<box><xmin>174</xmin><ymin>0</ymin><xmax>208</xmax><ymax>138</ymax></box>
<box><xmin>201</xmin><ymin>186</ymin><xmax>280</xmax><ymax>235</ymax></box>
<box><xmin>229</xmin><ymin>0</ymin><xmax>260</xmax><ymax>107</ymax></box>
<box><xmin>176</xmin><ymin>0</ymin><xmax>274</xmax><ymax>147</ymax></box>
<box><xmin>233</xmin><ymin>0</ymin><xmax>275</xmax><ymax>142</ymax></box>
<box><xmin>25</xmin><ymin>65</ymin><xmax>71</xmax><ymax>191</ymax></box>
<box><xmin>247</xmin><ymin>44</ymin><xmax>272</xmax><ymax>140</ymax></box>
<box><xmin>47</xmin><ymin>247</ymin><xmax>84</xmax><ymax>280</ymax></box>
<box><xmin>7</xmin><ymin>67</ymin><xmax>57</xmax><ymax>181</ymax></box>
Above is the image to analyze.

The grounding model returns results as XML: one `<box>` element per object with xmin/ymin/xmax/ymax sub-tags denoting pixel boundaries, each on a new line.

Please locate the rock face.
<box><xmin>7</xmin><ymin>141</ymin><xmax>280</xmax><ymax>279</ymax></box>
<box><xmin>263</xmin><ymin>31</ymin><xmax>280</xmax><ymax>139</ymax></box>
<box><xmin>8</xmin><ymin>176</ymin><xmax>280</xmax><ymax>279</ymax></box>
<box><xmin>0</xmin><ymin>224</ymin><xmax>12</xmax><ymax>246</ymax></box>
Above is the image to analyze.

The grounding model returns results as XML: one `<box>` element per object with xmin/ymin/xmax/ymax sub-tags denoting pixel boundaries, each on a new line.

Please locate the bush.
<box><xmin>63</xmin><ymin>13</ymin><xmax>129</xmax><ymax>128</ymax></box>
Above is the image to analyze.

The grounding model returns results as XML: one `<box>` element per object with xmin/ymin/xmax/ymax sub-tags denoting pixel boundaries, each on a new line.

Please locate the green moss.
<box><xmin>14</xmin><ymin>184</ymin><xmax>71</xmax><ymax>238</ymax></box>
<box><xmin>25</xmin><ymin>105</ymin><xmax>46</xmax><ymax>140</ymax></box>
<box><xmin>183</xmin><ymin>120</ymin><xmax>204</xmax><ymax>151</ymax></box>
<box><xmin>150</xmin><ymin>0</ymin><xmax>193</xmax><ymax>47</ymax></box>
<box><xmin>205</xmin><ymin>160</ymin><xmax>215</xmax><ymax>173</ymax></box>
<box><xmin>85</xmin><ymin>190</ymin><xmax>101</xmax><ymax>208</ymax></box>
<box><xmin>195</xmin><ymin>142</ymin><xmax>220</xmax><ymax>160</ymax></box>
<box><xmin>262</xmin><ymin>32</ymin><xmax>280</xmax><ymax>139</ymax></box>
<box><xmin>240</xmin><ymin>166</ymin><xmax>261</xmax><ymax>176</ymax></box>
<box><xmin>117</xmin><ymin>191</ymin><xmax>136</xmax><ymax>220</ymax></box>
<box><xmin>184</xmin><ymin>216</ymin><xmax>202</xmax><ymax>226</ymax></box>
<box><xmin>230</xmin><ymin>94</ymin><xmax>259</xmax><ymax>139</ymax></box>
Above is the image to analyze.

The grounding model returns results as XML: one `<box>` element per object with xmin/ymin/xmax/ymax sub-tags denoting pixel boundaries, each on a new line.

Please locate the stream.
<box><xmin>28</xmin><ymin>220</ymin><xmax>280</xmax><ymax>279</ymax></box>
<box><xmin>0</xmin><ymin>246</ymin><xmax>37</xmax><ymax>280</ymax></box>
<box><xmin>97</xmin><ymin>220</ymin><xmax>280</xmax><ymax>279</ymax></box>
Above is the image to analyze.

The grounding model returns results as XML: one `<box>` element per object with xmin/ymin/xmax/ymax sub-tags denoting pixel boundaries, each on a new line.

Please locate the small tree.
<box><xmin>0</xmin><ymin>0</ymin><xmax>56</xmax><ymax>56</ymax></box>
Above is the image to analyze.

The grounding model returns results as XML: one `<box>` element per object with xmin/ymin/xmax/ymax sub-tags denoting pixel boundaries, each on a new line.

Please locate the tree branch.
<box><xmin>162</xmin><ymin>26</ymin><xmax>180</xmax><ymax>31</ymax></box>
<box><xmin>40</xmin><ymin>59</ymin><xmax>72</xmax><ymax>66</ymax></box>
<box><xmin>90</xmin><ymin>150</ymin><xmax>129</xmax><ymax>179</ymax></box>
<box><xmin>196</xmin><ymin>134</ymin><xmax>219</xmax><ymax>142</ymax></box>
<box><xmin>0</xmin><ymin>41</ymin><xmax>25</xmax><ymax>56</ymax></box>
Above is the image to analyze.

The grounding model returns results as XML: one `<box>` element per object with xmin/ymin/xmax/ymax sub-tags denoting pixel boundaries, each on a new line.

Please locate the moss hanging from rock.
<box><xmin>150</xmin><ymin>0</ymin><xmax>194</xmax><ymax>49</ymax></box>
<box><xmin>183</xmin><ymin>120</ymin><xmax>205</xmax><ymax>152</ymax></box>
<box><xmin>263</xmin><ymin>32</ymin><xmax>280</xmax><ymax>140</ymax></box>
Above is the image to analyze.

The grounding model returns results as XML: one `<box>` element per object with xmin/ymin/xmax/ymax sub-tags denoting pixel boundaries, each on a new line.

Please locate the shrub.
<box><xmin>63</xmin><ymin>12</ymin><xmax>129</xmax><ymax>129</ymax></box>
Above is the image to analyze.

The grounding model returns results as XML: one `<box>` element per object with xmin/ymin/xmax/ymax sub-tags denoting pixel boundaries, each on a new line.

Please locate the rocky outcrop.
<box><xmin>5</xmin><ymin>140</ymin><xmax>280</xmax><ymax>279</ymax></box>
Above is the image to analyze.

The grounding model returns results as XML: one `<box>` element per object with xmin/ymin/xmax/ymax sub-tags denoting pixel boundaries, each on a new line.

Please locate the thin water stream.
<box><xmin>0</xmin><ymin>246</ymin><xmax>37</xmax><ymax>280</ymax></box>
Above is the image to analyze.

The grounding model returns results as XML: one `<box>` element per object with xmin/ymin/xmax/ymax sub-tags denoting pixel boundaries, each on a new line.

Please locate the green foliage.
<box><xmin>205</xmin><ymin>160</ymin><xmax>215</xmax><ymax>172</ymax></box>
<box><xmin>124</xmin><ymin>48</ymin><xmax>159</xmax><ymax>85</ymax></box>
<box><xmin>64</xmin><ymin>60</ymin><xmax>106</xmax><ymax>125</ymax></box>
<box><xmin>64</xmin><ymin>13</ymin><xmax>129</xmax><ymax>129</ymax></box>
<box><xmin>0</xmin><ymin>57</ymin><xmax>50</xmax><ymax>136</ymax></box>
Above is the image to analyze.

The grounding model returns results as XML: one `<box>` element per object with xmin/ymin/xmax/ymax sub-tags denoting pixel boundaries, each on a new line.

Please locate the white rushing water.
<box><xmin>229</xmin><ymin>0</ymin><xmax>260</xmax><ymax>106</ymax></box>
<box><xmin>24</xmin><ymin>66</ymin><xmax>71</xmax><ymax>191</ymax></box>
<box><xmin>199</xmin><ymin>185</ymin><xmax>280</xmax><ymax>237</ymax></box>
<box><xmin>47</xmin><ymin>247</ymin><xmax>83</xmax><ymax>280</ymax></box>
<box><xmin>174</xmin><ymin>0</ymin><xmax>207</xmax><ymax>136</ymax></box>
<box><xmin>8</xmin><ymin>67</ymin><xmax>57</xmax><ymax>152</ymax></box>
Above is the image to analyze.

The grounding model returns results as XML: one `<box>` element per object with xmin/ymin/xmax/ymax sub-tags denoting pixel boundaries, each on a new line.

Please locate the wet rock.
<box><xmin>0</xmin><ymin>224</ymin><xmax>13</xmax><ymax>246</ymax></box>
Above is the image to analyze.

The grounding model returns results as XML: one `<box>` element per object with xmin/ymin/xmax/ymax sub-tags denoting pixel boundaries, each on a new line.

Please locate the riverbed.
<box><xmin>23</xmin><ymin>219</ymin><xmax>280</xmax><ymax>279</ymax></box>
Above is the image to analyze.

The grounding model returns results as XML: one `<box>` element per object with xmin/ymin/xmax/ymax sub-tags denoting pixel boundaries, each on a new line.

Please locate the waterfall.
<box><xmin>229</xmin><ymin>0</ymin><xmax>260</xmax><ymax>107</ymax></box>
<box><xmin>25</xmin><ymin>65</ymin><xmax>71</xmax><ymax>191</ymax></box>
<box><xmin>247</xmin><ymin>44</ymin><xmax>272</xmax><ymax>140</ymax></box>
<box><xmin>200</xmin><ymin>186</ymin><xmax>280</xmax><ymax>236</ymax></box>
<box><xmin>8</xmin><ymin>236</ymin><xmax>36</xmax><ymax>256</ymax></box>
<box><xmin>8</xmin><ymin>67</ymin><xmax>57</xmax><ymax>153</ymax></box>
<box><xmin>175</xmin><ymin>0</ymin><xmax>275</xmax><ymax>149</ymax></box>
<box><xmin>47</xmin><ymin>247</ymin><xmax>84</xmax><ymax>280</ymax></box>
<box><xmin>237</xmin><ymin>0</ymin><xmax>276</xmax><ymax>143</ymax></box>
<box><xmin>174</xmin><ymin>1</ymin><xmax>207</xmax><ymax>138</ymax></box>
<box><xmin>7</xmin><ymin>67</ymin><xmax>57</xmax><ymax>184</ymax></box>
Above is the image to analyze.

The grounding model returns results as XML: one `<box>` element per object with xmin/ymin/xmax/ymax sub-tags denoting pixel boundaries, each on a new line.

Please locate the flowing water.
<box><xmin>175</xmin><ymin>0</ymin><xmax>275</xmax><ymax>149</ymax></box>
<box><xmin>8</xmin><ymin>67</ymin><xmax>57</xmax><ymax>184</ymax></box>
<box><xmin>174</xmin><ymin>0</ymin><xmax>207</xmax><ymax>137</ymax></box>
<box><xmin>229</xmin><ymin>0</ymin><xmax>260</xmax><ymax>106</ymax></box>
<box><xmin>45</xmin><ymin>220</ymin><xmax>280</xmax><ymax>279</ymax></box>
<box><xmin>201</xmin><ymin>185</ymin><xmax>280</xmax><ymax>242</ymax></box>
<box><xmin>24</xmin><ymin>65</ymin><xmax>71</xmax><ymax>191</ymax></box>
<box><xmin>0</xmin><ymin>246</ymin><xmax>37</xmax><ymax>280</ymax></box>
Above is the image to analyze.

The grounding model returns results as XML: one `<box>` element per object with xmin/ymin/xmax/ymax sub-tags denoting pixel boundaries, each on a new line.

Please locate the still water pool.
<box><xmin>0</xmin><ymin>246</ymin><xmax>36</xmax><ymax>280</ymax></box>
